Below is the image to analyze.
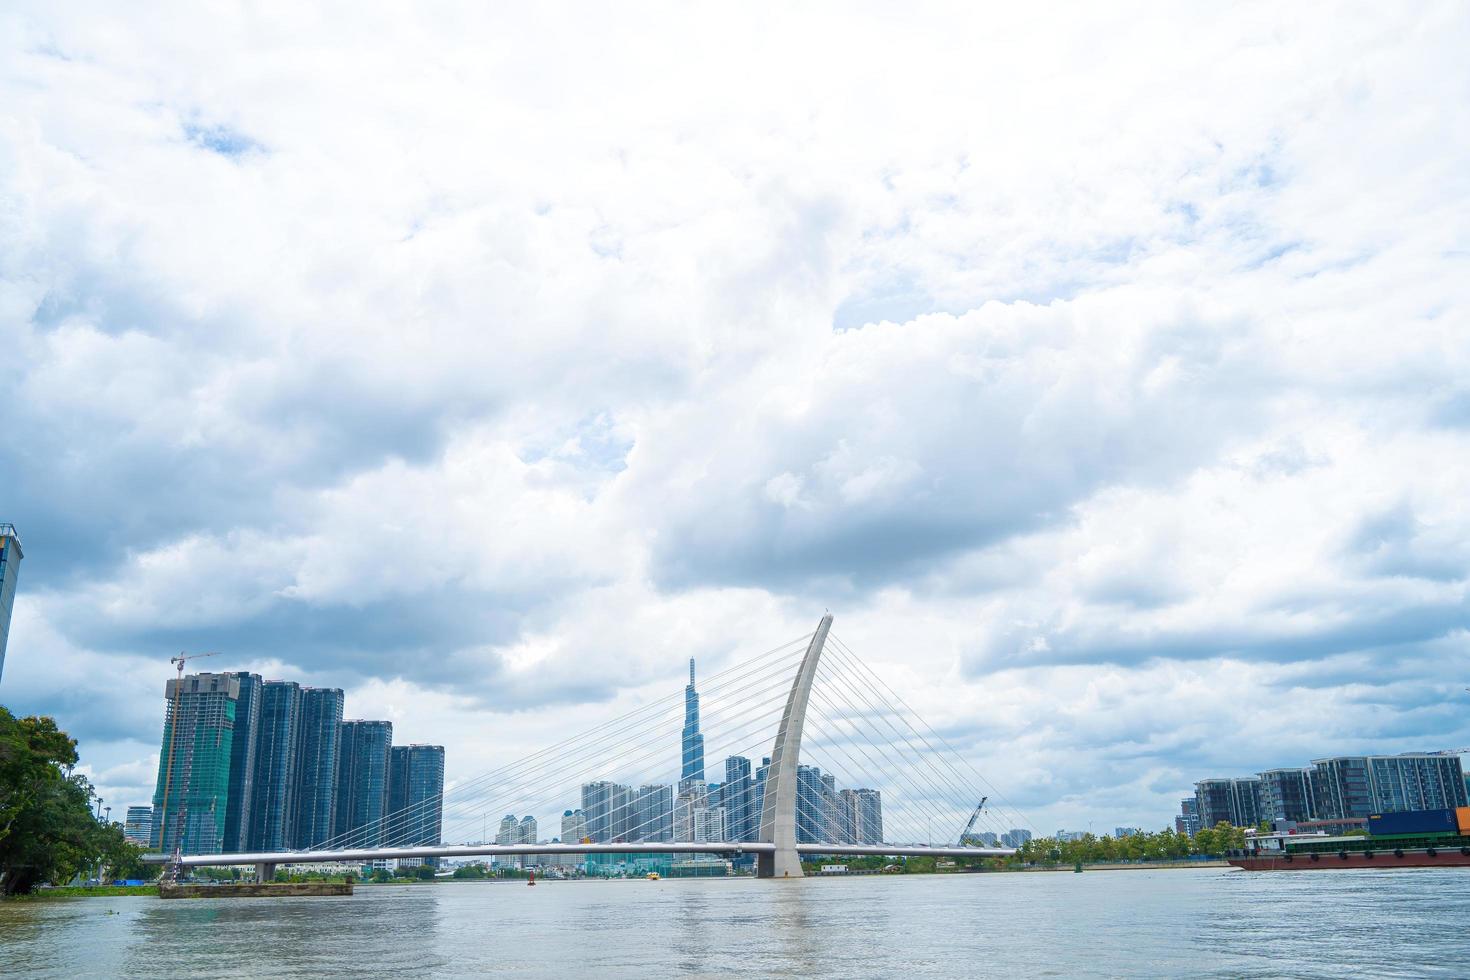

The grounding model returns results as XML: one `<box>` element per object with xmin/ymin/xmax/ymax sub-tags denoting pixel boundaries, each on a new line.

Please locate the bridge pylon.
<box><xmin>756</xmin><ymin>612</ymin><xmax>833</xmax><ymax>878</ymax></box>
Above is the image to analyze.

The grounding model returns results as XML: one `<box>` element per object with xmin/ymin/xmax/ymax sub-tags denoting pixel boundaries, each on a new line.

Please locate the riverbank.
<box><xmin>5</xmin><ymin>885</ymin><xmax>159</xmax><ymax>900</ymax></box>
<box><xmin>1003</xmin><ymin>860</ymin><xmax>1230</xmax><ymax>872</ymax></box>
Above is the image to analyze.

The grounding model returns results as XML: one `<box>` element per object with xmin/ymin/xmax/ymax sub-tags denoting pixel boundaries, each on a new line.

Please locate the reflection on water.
<box><xmin>3</xmin><ymin>868</ymin><xmax>1469</xmax><ymax>978</ymax></box>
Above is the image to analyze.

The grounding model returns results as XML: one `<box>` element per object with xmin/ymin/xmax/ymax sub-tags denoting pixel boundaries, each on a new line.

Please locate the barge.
<box><xmin>1227</xmin><ymin>806</ymin><xmax>1470</xmax><ymax>871</ymax></box>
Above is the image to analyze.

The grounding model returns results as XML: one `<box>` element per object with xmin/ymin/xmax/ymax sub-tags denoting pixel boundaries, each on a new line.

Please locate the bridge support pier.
<box><xmin>757</xmin><ymin>613</ymin><xmax>833</xmax><ymax>879</ymax></box>
<box><xmin>256</xmin><ymin>862</ymin><xmax>277</xmax><ymax>882</ymax></box>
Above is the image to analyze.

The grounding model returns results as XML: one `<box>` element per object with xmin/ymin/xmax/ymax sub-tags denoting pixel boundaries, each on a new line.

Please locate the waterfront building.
<box><xmin>723</xmin><ymin>756</ymin><xmax>755</xmax><ymax>842</ymax></box>
<box><xmin>753</xmin><ymin>757</ymin><xmax>769</xmax><ymax>830</ymax></box>
<box><xmin>837</xmin><ymin>788</ymin><xmax>883</xmax><ymax>845</ymax></box>
<box><xmin>1310</xmin><ymin>754</ymin><xmax>1467</xmax><ymax>819</ymax></box>
<box><xmin>222</xmin><ymin>672</ymin><xmax>262</xmax><ymax>852</ymax></box>
<box><xmin>693</xmin><ymin>805</ymin><xmax>726</xmax><ymax>842</ymax></box>
<box><xmin>796</xmin><ymin>765</ymin><xmax>826</xmax><ymax>843</ymax></box>
<box><xmin>682</xmin><ymin>658</ymin><xmax>705</xmax><ymax>786</ymax></box>
<box><xmin>1175</xmin><ymin>798</ymin><xmax>1201</xmax><ymax>836</ymax></box>
<box><xmin>518</xmin><ymin>815</ymin><xmax>538</xmax><ymax>844</ymax></box>
<box><xmin>123</xmin><ymin>805</ymin><xmax>154</xmax><ymax>846</ymax></box>
<box><xmin>561</xmin><ymin>808</ymin><xmax>587</xmax><ymax>844</ymax></box>
<box><xmin>291</xmin><ymin>687</ymin><xmax>344</xmax><ymax>848</ymax></box>
<box><xmin>150</xmin><ymin>672</ymin><xmax>241</xmax><ymax>854</ymax></box>
<box><xmin>1257</xmin><ymin>768</ymin><xmax>1315</xmax><ymax>823</ymax></box>
<box><xmin>634</xmin><ymin>784</ymin><xmax>673</xmax><ymax>842</ymax></box>
<box><xmin>609</xmin><ymin>783</ymin><xmax>635</xmax><ymax>841</ymax></box>
<box><xmin>387</xmin><ymin>744</ymin><xmax>445</xmax><ymax>846</ymax></box>
<box><xmin>334</xmin><ymin>719</ymin><xmax>393</xmax><ymax>846</ymax></box>
<box><xmin>1115</xmin><ymin>827</ymin><xmax>1140</xmax><ymax>838</ymax></box>
<box><xmin>496</xmin><ymin>815</ymin><xmax>519</xmax><ymax>845</ymax></box>
<box><xmin>1194</xmin><ymin>776</ymin><xmax>1261</xmax><ymax>828</ymax></box>
<box><xmin>582</xmin><ymin>781</ymin><xmax>615</xmax><ymax>842</ymax></box>
<box><xmin>0</xmin><ymin>524</ymin><xmax>21</xmax><ymax>685</ymax></box>
<box><xmin>674</xmin><ymin>780</ymin><xmax>707</xmax><ymax>841</ymax></box>
<box><xmin>1001</xmin><ymin>828</ymin><xmax>1032</xmax><ymax>848</ymax></box>
<box><xmin>249</xmin><ymin>680</ymin><xmax>302</xmax><ymax>851</ymax></box>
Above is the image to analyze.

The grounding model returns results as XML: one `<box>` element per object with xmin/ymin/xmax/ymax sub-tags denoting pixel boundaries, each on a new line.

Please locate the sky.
<box><xmin>1</xmin><ymin>2</ymin><xmax>1468</xmax><ymax>838</ymax></box>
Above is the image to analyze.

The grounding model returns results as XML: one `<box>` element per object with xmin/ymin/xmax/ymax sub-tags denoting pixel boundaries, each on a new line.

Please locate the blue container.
<box><xmin>1366</xmin><ymin>808</ymin><xmax>1457</xmax><ymax>836</ymax></box>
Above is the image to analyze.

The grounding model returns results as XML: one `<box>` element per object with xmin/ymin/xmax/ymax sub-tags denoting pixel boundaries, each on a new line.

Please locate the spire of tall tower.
<box><xmin>689</xmin><ymin>658</ymin><xmax>696</xmax><ymax>686</ymax></box>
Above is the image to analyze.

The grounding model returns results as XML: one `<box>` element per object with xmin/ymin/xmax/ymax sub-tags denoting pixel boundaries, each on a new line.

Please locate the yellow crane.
<box><xmin>157</xmin><ymin>652</ymin><xmax>221</xmax><ymax>877</ymax></box>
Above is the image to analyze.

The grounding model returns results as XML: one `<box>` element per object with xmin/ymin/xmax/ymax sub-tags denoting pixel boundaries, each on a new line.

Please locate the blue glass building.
<box><xmin>334</xmin><ymin>720</ymin><xmax>394</xmax><ymax>847</ymax></box>
<box><xmin>0</xmin><ymin>524</ymin><xmax>22</xmax><ymax>686</ymax></box>
<box><xmin>682</xmin><ymin>658</ymin><xmax>705</xmax><ymax>785</ymax></box>
<box><xmin>222</xmin><ymin>672</ymin><xmax>262</xmax><ymax>851</ymax></box>
<box><xmin>387</xmin><ymin>744</ymin><xmax>445</xmax><ymax>846</ymax></box>
<box><xmin>248</xmin><ymin>680</ymin><xmax>302</xmax><ymax>851</ymax></box>
<box><xmin>291</xmin><ymin>687</ymin><xmax>344</xmax><ymax>848</ymax></box>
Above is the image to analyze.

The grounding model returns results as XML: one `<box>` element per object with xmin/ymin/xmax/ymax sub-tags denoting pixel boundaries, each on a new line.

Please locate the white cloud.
<box><xmin>1</xmin><ymin>1</ymin><xmax>1467</xmax><ymax>834</ymax></box>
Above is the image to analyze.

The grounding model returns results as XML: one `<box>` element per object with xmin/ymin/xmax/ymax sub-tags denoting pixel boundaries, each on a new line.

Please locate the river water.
<box><xmin>3</xmin><ymin>867</ymin><xmax>1467</xmax><ymax>977</ymax></box>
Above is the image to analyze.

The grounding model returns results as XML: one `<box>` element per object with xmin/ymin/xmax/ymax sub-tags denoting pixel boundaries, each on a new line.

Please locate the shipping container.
<box><xmin>1366</xmin><ymin>808</ymin><xmax>1458</xmax><ymax>837</ymax></box>
<box><xmin>1457</xmin><ymin>807</ymin><xmax>1470</xmax><ymax>835</ymax></box>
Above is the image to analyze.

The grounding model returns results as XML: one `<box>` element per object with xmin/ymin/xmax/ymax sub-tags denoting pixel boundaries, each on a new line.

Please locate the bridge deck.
<box><xmin>146</xmin><ymin>842</ymin><xmax>1014</xmax><ymax>867</ymax></box>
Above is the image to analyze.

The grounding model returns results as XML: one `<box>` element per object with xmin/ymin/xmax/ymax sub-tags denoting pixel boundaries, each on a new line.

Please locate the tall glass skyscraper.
<box><xmin>634</xmin><ymin>783</ymin><xmax>674</xmax><ymax>841</ymax></box>
<box><xmin>151</xmin><ymin>672</ymin><xmax>240</xmax><ymax>854</ymax></box>
<box><xmin>387</xmin><ymin>744</ymin><xmax>445</xmax><ymax>847</ymax></box>
<box><xmin>249</xmin><ymin>680</ymin><xmax>302</xmax><ymax>851</ymax></box>
<box><xmin>0</xmin><ymin>524</ymin><xmax>23</xmax><ymax>686</ymax></box>
<box><xmin>682</xmin><ymin>658</ymin><xmax>705</xmax><ymax>785</ymax></box>
<box><xmin>222</xmin><ymin>672</ymin><xmax>262</xmax><ymax>852</ymax></box>
<box><xmin>334</xmin><ymin>719</ymin><xmax>393</xmax><ymax>847</ymax></box>
<box><xmin>292</xmin><ymin>687</ymin><xmax>344</xmax><ymax>848</ymax></box>
<box><xmin>724</xmin><ymin>756</ymin><xmax>755</xmax><ymax>842</ymax></box>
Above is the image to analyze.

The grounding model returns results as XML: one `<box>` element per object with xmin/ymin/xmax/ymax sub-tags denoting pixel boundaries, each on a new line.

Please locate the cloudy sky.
<box><xmin>1</xmin><ymin>2</ymin><xmax>1467</xmax><ymax>836</ymax></box>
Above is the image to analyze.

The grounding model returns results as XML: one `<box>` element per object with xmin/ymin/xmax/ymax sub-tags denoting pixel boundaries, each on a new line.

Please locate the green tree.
<box><xmin>414</xmin><ymin>864</ymin><xmax>437</xmax><ymax>880</ymax></box>
<box><xmin>0</xmin><ymin>707</ymin><xmax>134</xmax><ymax>895</ymax></box>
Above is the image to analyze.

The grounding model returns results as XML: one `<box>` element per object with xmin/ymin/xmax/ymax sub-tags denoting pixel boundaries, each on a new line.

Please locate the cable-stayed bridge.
<box><xmin>147</xmin><ymin>614</ymin><xmax>1027</xmax><ymax>880</ymax></box>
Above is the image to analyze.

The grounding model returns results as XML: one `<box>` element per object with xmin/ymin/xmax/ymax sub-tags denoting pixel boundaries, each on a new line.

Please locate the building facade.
<box><xmin>634</xmin><ymin>783</ymin><xmax>673</xmax><ymax>842</ymax></box>
<box><xmin>1175</xmin><ymin>798</ymin><xmax>1201</xmax><ymax>836</ymax></box>
<box><xmin>561</xmin><ymin>808</ymin><xmax>587</xmax><ymax>844</ymax></box>
<box><xmin>682</xmin><ymin>658</ymin><xmax>705</xmax><ymax>785</ymax></box>
<box><xmin>1194</xmin><ymin>776</ymin><xmax>1261</xmax><ymax>829</ymax></box>
<box><xmin>123</xmin><ymin>805</ymin><xmax>154</xmax><ymax>846</ymax></box>
<box><xmin>334</xmin><ymin>719</ymin><xmax>393</xmax><ymax>847</ymax></box>
<box><xmin>222</xmin><ymin>671</ymin><xmax>262</xmax><ymax>852</ymax></box>
<box><xmin>1258</xmin><ymin>767</ymin><xmax>1315</xmax><ymax>823</ymax></box>
<box><xmin>1311</xmin><ymin>754</ymin><xmax>1468</xmax><ymax>819</ymax></box>
<box><xmin>249</xmin><ymin>680</ymin><xmax>302</xmax><ymax>851</ymax></box>
<box><xmin>723</xmin><ymin>756</ymin><xmax>755</xmax><ymax>842</ymax></box>
<box><xmin>0</xmin><ymin>524</ymin><xmax>21</xmax><ymax>686</ymax></box>
<box><xmin>151</xmin><ymin>672</ymin><xmax>241</xmax><ymax>854</ymax></box>
<box><xmin>387</xmin><ymin>744</ymin><xmax>445</xmax><ymax>847</ymax></box>
<box><xmin>291</xmin><ymin>687</ymin><xmax>344</xmax><ymax>848</ymax></box>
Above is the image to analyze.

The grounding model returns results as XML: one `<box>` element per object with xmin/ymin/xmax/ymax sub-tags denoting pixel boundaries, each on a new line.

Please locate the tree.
<box><xmin>0</xmin><ymin>706</ymin><xmax>131</xmax><ymax>895</ymax></box>
<box><xmin>414</xmin><ymin>864</ymin><xmax>437</xmax><ymax>880</ymax></box>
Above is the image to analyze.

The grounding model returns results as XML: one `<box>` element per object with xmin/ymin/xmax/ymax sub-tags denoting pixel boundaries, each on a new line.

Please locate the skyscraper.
<box><xmin>634</xmin><ymin>784</ymin><xmax>673</xmax><ymax>842</ymax></box>
<box><xmin>561</xmin><ymin>808</ymin><xmax>587</xmax><ymax>844</ymax></box>
<box><xmin>0</xmin><ymin>524</ymin><xmax>22</xmax><ymax>686</ymax></box>
<box><xmin>387</xmin><ymin>744</ymin><xmax>445</xmax><ymax>846</ymax></box>
<box><xmin>151</xmin><ymin>672</ymin><xmax>241</xmax><ymax>854</ymax></box>
<box><xmin>222</xmin><ymin>671</ymin><xmax>262</xmax><ymax>852</ymax></box>
<box><xmin>682</xmin><ymin>658</ymin><xmax>705</xmax><ymax>785</ymax></box>
<box><xmin>724</xmin><ymin>756</ymin><xmax>754</xmax><ymax>842</ymax></box>
<box><xmin>334</xmin><ymin>719</ymin><xmax>393</xmax><ymax>847</ymax></box>
<box><xmin>1175</xmin><ymin>798</ymin><xmax>1201</xmax><ymax>836</ymax></box>
<box><xmin>518</xmin><ymin>815</ymin><xmax>538</xmax><ymax>843</ymax></box>
<box><xmin>291</xmin><ymin>687</ymin><xmax>344</xmax><ymax>848</ymax></box>
<box><xmin>796</xmin><ymin>765</ymin><xmax>825</xmax><ymax>843</ymax></box>
<box><xmin>249</xmin><ymin>680</ymin><xmax>302</xmax><ymax>851</ymax></box>
<box><xmin>838</xmin><ymin>788</ymin><xmax>884</xmax><ymax>845</ymax></box>
<box><xmin>123</xmin><ymin>805</ymin><xmax>154</xmax><ymax>846</ymax></box>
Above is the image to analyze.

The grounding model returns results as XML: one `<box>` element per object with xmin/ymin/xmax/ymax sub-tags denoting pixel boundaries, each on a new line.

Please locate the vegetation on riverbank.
<box><xmin>6</xmin><ymin>884</ymin><xmax>159</xmax><ymax>900</ymax></box>
<box><xmin>0</xmin><ymin>705</ymin><xmax>157</xmax><ymax>896</ymax></box>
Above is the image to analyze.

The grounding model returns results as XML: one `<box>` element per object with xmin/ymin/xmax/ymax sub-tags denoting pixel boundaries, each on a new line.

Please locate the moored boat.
<box><xmin>1228</xmin><ymin>806</ymin><xmax>1470</xmax><ymax>871</ymax></box>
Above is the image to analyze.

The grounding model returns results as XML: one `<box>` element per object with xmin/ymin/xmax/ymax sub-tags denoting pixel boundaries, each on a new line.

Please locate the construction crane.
<box><xmin>157</xmin><ymin>652</ymin><xmax>221</xmax><ymax>879</ymax></box>
<box><xmin>957</xmin><ymin>796</ymin><xmax>989</xmax><ymax>845</ymax></box>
